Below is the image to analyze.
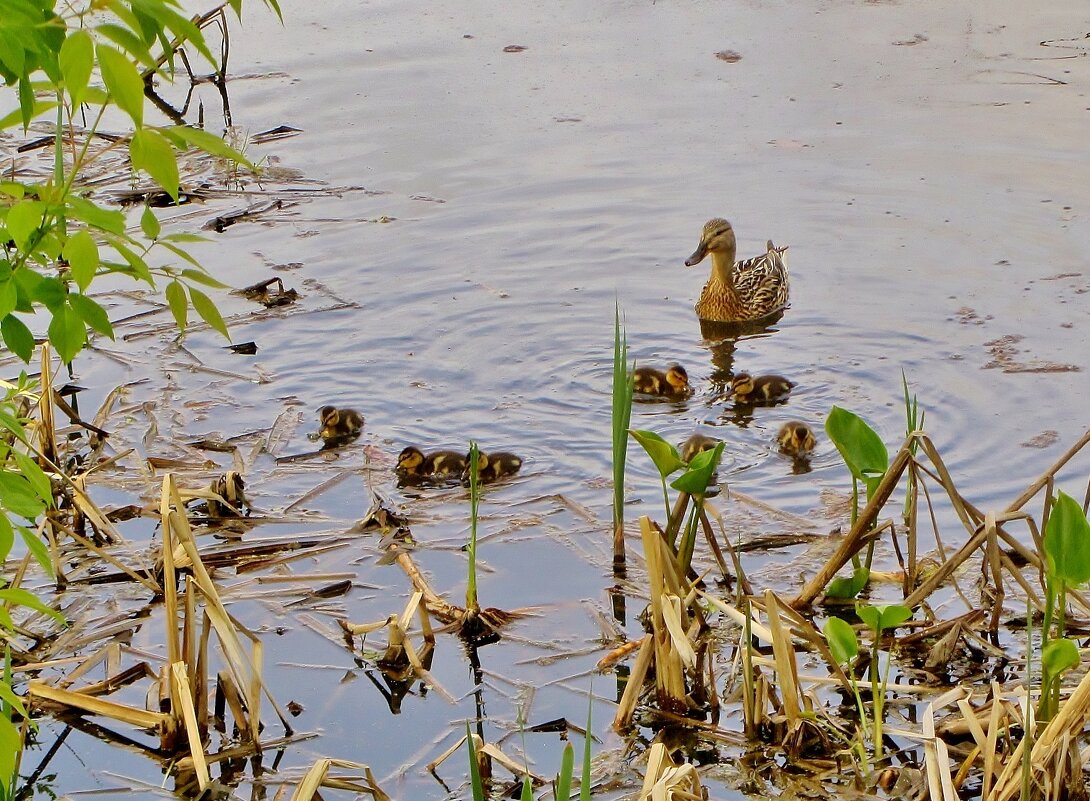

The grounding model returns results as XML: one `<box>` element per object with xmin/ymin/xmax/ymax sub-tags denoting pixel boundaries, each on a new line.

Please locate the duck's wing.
<box><xmin>734</xmin><ymin>248</ymin><xmax>789</xmax><ymax>315</ymax></box>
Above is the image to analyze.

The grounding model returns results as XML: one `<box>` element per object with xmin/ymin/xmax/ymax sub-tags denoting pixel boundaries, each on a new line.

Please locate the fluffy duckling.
<box><xmin>684</xmin><ymin>218</ymin><xmax>789</xmax><ymax>323</ymax></box>
<box><xmin>777</xmin><ymin>421</ymin><xmax>817</xmax><ymax>458</ymax></box>
<box><xmin>633</xmin><ymin>364</ymin><xmax>691</xmax><ymax>397</ymax></box>
<box><xmin>318</xmin><ymin>405</ymin><xmax>364</xmax><ymax>448</ymax></box>
<box><xmin>464</xmin><ymin>450</ymin><xmax>523</xmax><ymax>484</ymax></box>
<box><xmin>396</xmin><ymin>446</ymin><xmax>467</xmax><ymax>482</ymax></box>
<box><xmin>730</xmin><ymin>373</ymin><xmax>794</xmax><ymax>404</ymax></box>
<box><xmin>679</xmin><ymin>433</ymin><xmax>721</xmax><ymax>463</ymax></box>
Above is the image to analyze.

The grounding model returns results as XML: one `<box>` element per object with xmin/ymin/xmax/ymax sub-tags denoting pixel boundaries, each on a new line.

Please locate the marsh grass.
<box><xmin>611</xmin><ymin>303</ymin><xmax>634</xmax><ymax>572</ymax></box>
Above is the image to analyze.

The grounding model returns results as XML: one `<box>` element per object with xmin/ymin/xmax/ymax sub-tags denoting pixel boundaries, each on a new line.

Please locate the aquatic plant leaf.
<box><xmin>1</xmin><ymin>314</ymin><xmax>33</xmax><ymax>362</ymax></box>
<box><xmin>823</xmin><ymin>616</ymin><xmax>859</xmax><ymax>665</ymax></box>
<box><xmin>59</xmin><ymin>29</ymin><xmax>93</xmax><ymax>107</ymax></box>
<box><xmin>130</xmin><ymin>129</ymin><xmax>179</xmax><ymax>201</ymax></box>
<box><xmin>68</xmin><ymin>293</ymin><xmax>114</xmax><ymax>339</ymax></box>
<box><xmin>520</xmin><ymin>776</ymin><xmax>533</xmax><ymax>801</ymax></box>
<box><xmin>165</xmin><ymin>279</ymin><xmax>187</xmax><ymax>331</ymax></box>
<box><xmin>825</xmin><ymin>566</ymin><xmax>869</xmax><ymax>599</ymax></box>
<box><xmin>47</xmin><ymin>301</ymin><xmax>86</xmax><ymax>362</ymax></box>
<box><xmin>1042</xmin><ymin>637</ymin><xmax>1079</xmax><ymax>678</ymax></box>
<box><xmin>581</xmin><ymin>687</ymin><xmax>593</xmax><ymax>801</ymax></box>
<box><xmin>63</xmin><ymin>230</ymin><xmax>99</xmax><ymax>291</ymax></box>
<box><xmin>629</xmin><ymin>430</ymin><xmax>685</xmax><ymax>478</ymax></box>
<box><xmin>97</xmin><ymin>45</ymin><xmax>144</xmax><ymax>127</ymax></box>
<box><xmin>856</xmin><ymin>603</ymin><xmax>912</xmax><ymax>634</ymax></box>
<box><xmin>825</xmin><ymin>406</ymin><xmax>888</xmax><ymax>493</ymax></box>
<box><xmin>189</xmin><ymin>286</ymin><xmax>229</xmax><ymax>339</ymax></box>
<box><xmin>1044</xmin><ymin>491</ymin><xmax>1090</xmax><ymax>585</ymax></box>
<box><xmin>556</xmin><ymin>741</ymin><xmax>574</xmax><ymax>801</ymax></box>
<box><xmin>466</xmin><ymin>723</ymin><xmax>485</xmax><ymax>801</ymax></box>
<box><xmin>670</xmin><ymin>442</ymin><xmax>724</xmax><ymax>495</ymax></box>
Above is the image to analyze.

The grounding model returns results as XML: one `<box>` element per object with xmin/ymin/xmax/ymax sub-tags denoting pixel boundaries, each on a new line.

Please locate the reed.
<box><xmin>466</xmin><ymin>441</ymin><xmax>482</xmax><ymax>614</ymax></box>
<box><xmin>611</xmin><ymin>303</ymin><xmax>634</xmax><ymax>572</ymax></box>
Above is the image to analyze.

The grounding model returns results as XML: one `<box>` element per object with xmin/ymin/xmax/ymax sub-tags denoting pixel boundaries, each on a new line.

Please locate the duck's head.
<box><xmin>397</xmin><ymin>446</ymin><xmax>425</xmax><ymax>472</ymax></box>
<box><xmin>666</xmin><ymin>364</ymin><xmax>690</xmax><ymax>393</ymax></box>
<box><xmin>685</xmin><ymin>218</ymin><xmax>736</xmax><ymax>266</ymax></box>
<box><xmin>730</xmin><ymin>373</ymin><xmax>754</xmax><ymax>397</ymax></box>
<box><xmin>319</xmin><ymin>405</ymin><xmax>339</xmax><ymax>426</ymax></box>
<box><xmin>778</xmin><ymin>422</ymin><xmax>817</xmax><ymax>456</ymax></box>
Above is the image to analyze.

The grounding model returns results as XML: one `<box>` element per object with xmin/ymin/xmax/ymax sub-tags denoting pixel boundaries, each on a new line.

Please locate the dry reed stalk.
<box><xmin>792</xmin><ymin>441</ymin><xmax>913</xmax><ymax>607</ymax></box>
<box><xmin>170</xmin><ymin>662</ymin><xmax>209</xmax><ymax>791</ymax></box>
<box><xmin>641</xmin><ymin>516</ymin><xmax>691</xmax><ymax>714</ymax></box>
<box><xmin>613</xmin><ymin>633</ymin><xmax>653</xmax><ymax>730</ymax></box>
<box><xmin>637</xmin><ymin>742</ymin><xmax>706</xmax><ymax>801</ymax></box>
<box><xmin>921</xmin><ymin>701</ymin><xmax>959</xmax><ymax>801</ymax></box>
<box><xmin>990</xmin><ymin>654</ymin><xmax>1090</xmax><ymax>801</ymax></box>
<box><xmin>764</xmin><ymin>590</ymin><xmax>802</xmax><ymax>723</ymax></box>
<box><xmin>289</xmin><ymin>757</ymin><xmax>391</xmax><ymax>801</ymax></box>
<box><xmin>28</xmin><ymin>680</ymin><xmax>170</xmax><ymax>731</ymax></box>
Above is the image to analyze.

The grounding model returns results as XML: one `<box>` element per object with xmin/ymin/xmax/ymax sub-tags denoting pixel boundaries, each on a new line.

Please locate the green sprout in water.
<box><xmin>466</xmin><ymin>441</ymin><xmax>482</xmax><ymax>614</ymax></box>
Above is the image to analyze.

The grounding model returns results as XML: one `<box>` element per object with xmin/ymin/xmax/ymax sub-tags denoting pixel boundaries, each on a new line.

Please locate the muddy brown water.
<box><xmin>9</xmin><ymin>0</ymin><xmax>1090</xmax><ymax>798</ymax></box>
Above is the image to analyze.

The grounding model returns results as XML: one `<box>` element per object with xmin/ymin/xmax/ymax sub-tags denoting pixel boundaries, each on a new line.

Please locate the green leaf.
<box><xmin>165</xmin><ymin>279</ymin><xmax>187</xmax><ymax>331</ymax></box>
<box><xmin>0</xmin><ymin>677</ymin><xmax>28</xmax><ymax>719</ymax></box>
<box><xmin>59</xmin><ymin>29</ymin><xmax>94</xmax><ymax>107</ymax></box>
<box><xmin>1042</xmin><ymin>637</ymin><xmax>1079</xmax><ymax>677</ymax></box>
<box><xmin>18</xmin><ymin>525</ymin><xmax>53</xmax><ymax>576</ymax></box>
<box><xmin>0</xmin><ymin>716</ymin><xmax>21</xmax><ymax>797</ymax></box>
<box><xmin>68</xmin><ymin>294</ymin><xmax>114</xmax><ymax>339</ymax></box>
<box><xmin>166</xmin><ymin>125</ymin><xmax>253</xmax><ymax>168</ymax></box>
<box><xmin>178</xmin><ymin>267</ymin><xmax>227</xmax><ymax>289</ymax></box>
<box><xmin>97</xmin><ymin>45</ymin><xmax>144</xmax><ymax>128</ymax></box>
<box><xmin>0</xmin><ymin>278</ymin><xmax>16</xmax><ymax>320</ymax></box>
<box><xmin>66</xmin><ymin>196</ymin><xmax>126</xmax><ymax>235</ymax></box>
<box><xmin>670</xmin><ymin>442</ymin><xmax>724</xmax><ymax>495</ymax></box>
<box><xmin>825</xmin><ymin>406</ymin><xmax>888</xmax><ymax>495</ymax></box>
<box><xmin>856</xmin><ymin>602</ymin><xmax>912</xmax><ymax>635</ymax></box>
<box><xmin>823</xmin><ymin>616</ymin><xmax>859</xmax><ymax>665</ymax></box>
<box><xmin>0</xmin><ymin>588</ymin><xmax>63</xmax><ymax>622</ymax></box>
<box><xmin>63</xmin><ymin>230</ymin><xmax>100</xmax><ymax>291</ymax></box>
<box><xmin>130</xmin><ymin>129</ymin><xmax>179</xmax><ymax>201</ymax></box>
<box><xmin>5</xmin><ymin>200</ymin><xmax>45</xmax><ymax>249</ymax></box>
<box><xmin>18</xmin><ymin>76</ymin><xmax>34</xmax><ymax>130</ymax></box>
<box><xmin>556</xmin><ymin>742</ymin><xmax>574</xmax><ymax>801</ymax></box>
<box><xmin>1</xmin><ymin>315</ymin><xmax>34</xmax><ymax>362</ymax></box>
<box><xmin>11</xmin><ymin>452</ymin><xmax>51</xmax><ymax>504</ymax></box>
<box><xmin>466</xmin><ymin>723</ymin><xmax>484</xmax><ymax>801</ymax></box>
<box><xmin>47</xmin><ymin>302</ymin><xmax>87</xmax><ymax>362</ymax></box>
<box><xmin>95</xmin><ymin>23</ymin><xmax>156</xmax><ymax>70</ymax></box>
<box><xmin>628</xmin><ymin>429</ymin><xmax>685</xmax><ymax>478</ymax></box>
<box><xmin>108</xmin><ymin>240</ymin><xmax>154</xmax><ymax>284</ymax></box>
<box><xmin>0</xmin><ymin>99</ymin><xmax>57</xmax><ymax>133</ymax></box>
<box><xmin>0</xmin><ymin>515</ymin><xmax>12</xmax><ymax>563</ymax></box>
<box><xmin>0</xmin><ymin>183</ymin><xmax>26</xmax><ymax>200</ymax></box>
<box><xmin>825</xmin><ymin>566</ymin><xmax>870</xmax><ymax>599</ymax></box>
<box><xmin>0</xmin><ymin>471</ymin><xmax>46</xmax><ymax>519</ymax></box>
<box><xmin>140</xmin><ymin>204</ymin><xmax>160</xmax><ymax>240</ymax></box>
<box><xmin>28</xmin><ymin>275</ymin><xmax>65</xmax><ymax>311</ymax></box>
<box><xmin>188</xmin><ymin>286</ymin><xmax>229</xmax><ymax>339</ymax></box>
<box><xmin>1044</xmin><ymin>491</ymin><xmax>1090</xmax><ymax>585</ymax></box>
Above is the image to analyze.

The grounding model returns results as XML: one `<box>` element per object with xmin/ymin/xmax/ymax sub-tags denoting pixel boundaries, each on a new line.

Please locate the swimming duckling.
<box><xmin>777</xmin><ymin>421</ymin><xmax>817</xmax><ymax>458</ymax></box>
<box><xmin>633</xmin><ymin>364</ymin><xmax>691</xmax><ymax>397</ymax></box>
<box><xmin>318</xmin><ymin>405</ymin><xmax>364</xmax><ymax>448</ymax></box>
<box><xmin>730</xmin><ymin>373</ymin><xmax>794</xmax><ymax>404</ymax></box>
<box><xmin>679</xmin><ymin>433</ymin><xmax>721</xmax><ymax>463</ymax></box>
<box><xmin>464</xmin><ymin>450</ymin><xmax>523</xmax><ymax>483</ymax></box>
<box><xmin>684</xmin><ymin>218</ymin><xmax>790</xmax><ymax>323</ymax></box>
<box><xmin>396</xmin><ymin>446</ymin><xmax>467</xmax><ymax>483</ymax></box>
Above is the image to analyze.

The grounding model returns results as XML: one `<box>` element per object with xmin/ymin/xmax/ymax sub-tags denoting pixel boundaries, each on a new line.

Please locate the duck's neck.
<box><xmin>709</xmin><ymin>249</ymin><xmax>736</xmax><ymax>290</ymax></box>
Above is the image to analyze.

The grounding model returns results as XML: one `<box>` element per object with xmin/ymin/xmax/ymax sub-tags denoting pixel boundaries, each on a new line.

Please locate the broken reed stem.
<box><xmin>792</xmin><ymin>441</ymin><xmax>913</xmax><ymax>607</ymax></box>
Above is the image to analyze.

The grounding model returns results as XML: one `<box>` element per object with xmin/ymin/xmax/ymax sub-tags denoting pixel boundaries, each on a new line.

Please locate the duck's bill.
<box><xmin>685</xmin><ymin>242</ymin><xmax>707</xmax><ymax>266</ymax></box>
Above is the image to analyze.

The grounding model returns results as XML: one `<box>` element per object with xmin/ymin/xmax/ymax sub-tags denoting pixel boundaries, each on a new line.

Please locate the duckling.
<box><xmin>396</xmin><ymin>446</ymin><xmax>467</xmax><ymax>482</ymax></box>
<box><xmin>633</xmin><ymin>364</ymin><xmax>691</xmax><ymax>397</ymax></box>
<box><xmin>777</xmin><ymin>421</ymin><xmax>817</xmax><ymax>458</ymax></box>
<box><xmin>318</xmin><ymin>405</ymin><xmax>364</xmax><ymax>448</ymax></box>
<box><xmin>685</xmin><ymin>218</ymin><xmax>789</xmax><ymax>322</ymax></box>
<box><xmin>464</xmin><ymin>450</ymin><xmax>523</xmax><ymax>483</ymax></box>
<box><xmin>730</xmin><ymin>373</ymin><xmax>794</xmax><ymax>404</ymax></box>
<box><xmin>679</xmin><ymin>433</ymin><xmax>721</xmax><ymax>463</ymax></box>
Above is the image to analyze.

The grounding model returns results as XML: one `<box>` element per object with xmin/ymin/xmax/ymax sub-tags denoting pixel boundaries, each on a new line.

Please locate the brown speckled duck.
<box><xmin>679</xmin><ymin>432</ymin><xmax>721</xmax><ymax>463</ymax></box>
<box><xmin>633</xmin><ymin>364</ymin><xmax>691</xmax><ymax>397</ymax></box>
<box><xmin>464</xmin><ymin>450</ymin><xmax>523</xmax><ymax>483</ymax></box>
<box><xmin>685</xmin><ymin>218</ymin><xmax>789</xmax><ymax>322</ymax></box>
<box><xmin>777</xmin><ymin>421</ymin><xmax>817</xmax><ymax>458</ymax></box>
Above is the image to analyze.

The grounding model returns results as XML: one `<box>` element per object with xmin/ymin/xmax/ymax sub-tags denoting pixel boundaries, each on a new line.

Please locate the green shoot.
<box><xmin>855</xmin><ymin>603</ymin><xmax>911</xmax><ymax>757</ymax></box>
<box><xmin>466</xmin><ymin>441</ymin><xmax>481</xmax><ymax>613</ymax></box>
<box><xmin>611</xmin><ymin>303</ymin><xmax>634</xmax><ymax>569</ymax></box>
